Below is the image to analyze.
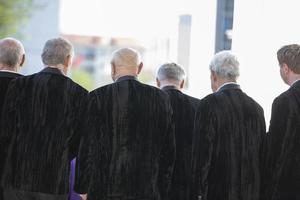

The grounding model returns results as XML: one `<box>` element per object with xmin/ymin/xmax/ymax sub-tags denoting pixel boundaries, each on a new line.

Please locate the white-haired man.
<box><xmin>0</xmin><ymin>37</ymin><xmax>25</xmax><ymax>200</ymax></box>
<box><xmin>0</xmin><ymin>38</ymin><xmax>88</xmax><ymax>200</ymax></box>
<box><xmin>191</xmin><ymin>51</ymin><xmax>266</xmax><ymax>200</ymax></box>
<box><xmin>156</xmin><ymin>63</ymin><xmax>200</xmax><ymax>200</ymax></box>
<box><xmin>75</xmin><ymin>48</ymin><xmax>175</xmax><ymax>200</ymax></box>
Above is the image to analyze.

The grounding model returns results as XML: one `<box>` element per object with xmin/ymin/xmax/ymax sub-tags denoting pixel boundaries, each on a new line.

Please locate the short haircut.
<box><xmin>277</xmin><ymin>44</ymin><xmax>300</xmax><ymax>74</ymax></box>
<box><xmin>157</xmin><ymin>62</ymin><xmax>186</xmax><ymax>82</ymax></box>
<box><xmin>209</xmin><ymin>50</ymin><xmax>240</xmax><ymax>80</ymax></box>
<box><xmin>111</xmin><ymin>48</ymin><xmax>141</xmax><ymax>68</ymax></box>
<box><xmin>41</xmin><ymin>38</ymin><xmax>73</xmax><ymax>66</ymax></box>
<box><xmin>0</xmin><ymin>37</ymin><xmax>25</xmax><ymax>68</ymax></box>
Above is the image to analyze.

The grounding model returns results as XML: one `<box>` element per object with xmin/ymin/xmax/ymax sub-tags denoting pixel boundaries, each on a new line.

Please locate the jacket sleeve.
<box><xmin>74</xmin><ymin>93</ymin><xmax>97</xmax><ymax>194</ymax></box>
<box><xmin>157</xmin><ymin>102</ymin><xmax>176</xmax><ymax>200</ymax></box>
<box><xmin>0</xmin><ymin>80</ymin><xmax>19</xmax><ymax>178</ymax></box>
<box><xmin>191</xmin><ymin>100</ymin><xmax>216</xmax><ymax>200</ymax></box>
<box><xmin>68</xmin><ymin>89</ymin><xmax>89</xmax><ymax>160</ymax></box>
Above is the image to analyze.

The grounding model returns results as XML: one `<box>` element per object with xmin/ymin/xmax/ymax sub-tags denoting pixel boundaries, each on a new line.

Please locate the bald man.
<box><xmin>0</xmin><ymin>37</ymin><xmax>25</xmax><ymax>200</ymax></box>
<box><xmin>75</xmin><ymin>48</ymin><xmax>176</xmax><ymax>200</ymax></box>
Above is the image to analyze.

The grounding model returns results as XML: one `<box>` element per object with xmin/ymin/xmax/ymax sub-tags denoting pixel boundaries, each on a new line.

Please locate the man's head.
<box><xmin>209</xmin><ymin>50</ymin><xmax>239</xmax><ymax>92</ymax></box>
<box><xmin>277</xmin><ymin>44</ymin><xmax>300</xmax><ymax>85</ymax></box>
<box><xmin>0</xmin><ymin>37</ymin><xmax>25</xmax><ymax>72</ymax></box>
<box><xmin>156</xmin><ymin>62</ymin><xmax>186</xmax><ymax>90</ymax></box>
<box><xmin>110</xmin><ymin>48</ymin><xmax>143</xmax><ymax>81</ymax></box>
<box><xmin>41</xmin><ymin>37</ymin><xmax>74</xmax><ymax>75</ymax></box>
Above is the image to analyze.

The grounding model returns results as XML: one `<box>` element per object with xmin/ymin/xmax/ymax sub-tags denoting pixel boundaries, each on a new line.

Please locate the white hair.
<box><xmin>41</xmin><ymin>37</ymin><xmax>73</xmax><ymax>66</ymax></box>
<box><xmin>0</xmin><ymin>37</ymin><xmax>25</xmax><ymax>68</ymax></box>
<box><xmin>209</xmin><ymin>50</ymin><xmax>240</xmax><ymax>80</ymax></box>
<box><xmin>157</xmin><ymin>62</ymin><xmax>186</xmax><ymax>82</ymax></box>
<box><xmin>111</xmin><ymin>48</ymin><xmax>141</xmax><ymax>68</ymax></box>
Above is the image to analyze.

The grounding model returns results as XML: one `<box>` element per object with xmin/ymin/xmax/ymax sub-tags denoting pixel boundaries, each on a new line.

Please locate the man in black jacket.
<box><xmin>0</xmin><ymin>38</ymin><xmax>87</xmax><ymax>200</ymax></box>
<box><xmin>264</xmin><ymin>44</ymin><xmax>300</xmax><ymax>200</ymax></box>
<box><xmin>156</xmin><ymin>62</ymin><xmax>200</xmax><ymax>200</ymax></box>
<box><xmin>75</xmin><ymin>48</ymin><xmax>175</xmax><ymax>200</ymax></box>
<box><xmin>0</xmin><ymin>37</ymin><xmax>25</xmax><ymax>200</ymax></box>
<box><xmin>192</xmin><ymin>51</ymin><xmax>266</xmax><ymax>200</ymax></box>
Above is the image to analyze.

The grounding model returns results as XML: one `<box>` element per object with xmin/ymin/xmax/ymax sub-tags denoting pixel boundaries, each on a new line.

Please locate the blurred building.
<box><xmin>177</xmin><ymin>15</ymin><xmax>192</xmax><ymax>87</ymax></box>
<box><xmin>215</xmin><ymin>0</ymin><xmax>234</xmax><ymax>52</ymax></box>
<box><xmin>63</xmin><ymin>34</ymin><xmax>172</xmax><ymax>88</ymax></box>
<box><xmin>20</xmin><ymin>0</ymin><xmax>60</xmax><ymax>74</ymax></box>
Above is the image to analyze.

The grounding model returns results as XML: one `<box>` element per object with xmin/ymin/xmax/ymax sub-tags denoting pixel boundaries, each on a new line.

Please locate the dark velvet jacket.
<box><xmin>0</xmin><ymin>71</ymin><xmax>23</xmax><ymax>200</ymax></box>
<box><xmin>162</xmin><ymin>86</ymin><xmax>200</xmax><ymax>200</ymax></box>
<box><xmin>263</xmin><ymin>80</ymin><xmax>300</xmax><ymax>200</ymax></box>
<box><xmin>0</xmin><ymin>67</ymin><xmax>87</xmax><ymax>195</ymax></box>
<box><xmin>191</xmin><ymin>84</ymin><xmax>266</xmax><ymax>200</ymax></box>
<box><xmin>75</xmin><ymin>76</ymin><xmax>176</xmax><ymax>200</ymax></box>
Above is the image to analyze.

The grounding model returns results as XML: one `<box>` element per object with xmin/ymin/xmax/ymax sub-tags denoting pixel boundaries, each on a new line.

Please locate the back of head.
<box><xmin>111</xmin><ymin>47</ymin><xmax>141</xmax><ymax>68</ymax></box>
<box><xmin>0</xmin><ymin>37</ymin><xmax>25</xmax><ymax>68</ymax></box>
<box><xmin>277</xmin><ymin>44</ymin><xmax>300</xmax><ymax>74</ymax></box>
<box><xmin>210</xmin><ymin>50</ymin><xmax>240</xmax><ymax>81</ymax></box>
<box><xmin>157</xmin><ymin>62</ymin><xmax>186</xmax><ymax>82</ymax></box>
<box><xmin>41</xmin><ymin>37</ymin><xmax>73</xmax><ymax>66</ymax></box>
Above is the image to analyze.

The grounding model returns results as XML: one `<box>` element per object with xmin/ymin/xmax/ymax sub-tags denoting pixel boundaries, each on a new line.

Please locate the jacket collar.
<box><xmin>161</xmin><ymin>85</ymin><xmax>181</xmax><ymax>92</ymax></box>
<box><xmin>0</xmin><ymin>71</ymin><xmax>22</xmax><ymax>78</ymax></box>
<box><xmin>290</xmin><ymin>79</ymin><xmax>300</xmax><ymax>88</ymax></box>
<box><xmin>40</xmin><ymin>67</ymin><xmax>64</xmax><ymax>76</ymax></box>
<box><xmin>115</xmin><ymin>75</ymin><xmax>138</xmax><ymax>83</ymax></box>
<box><xmin>217</xmin><ymin>83</ymin><xmax>241</xmax><ymax>93</ymax></box>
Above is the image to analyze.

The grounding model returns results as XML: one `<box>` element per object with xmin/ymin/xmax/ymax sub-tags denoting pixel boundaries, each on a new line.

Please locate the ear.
<box><xmin>137</xmin><ymin>62</ymin><xmax>143</xmax><ymax>74</ymax></box>
<box><xmin>20</xmin><ymin>54</ymin><xmax>25</xmax><ymax>67</ymax></box>
<box><xmin>281</xmin><ymin>63</ymin><xmax>290</xmax><ymax>74</ymax></box>
<box><xmin>111</xmin><ymin>62</ymin><xmax>116</xmax><ymax>80</ymax></box>
<box><xmin>156</xmin><ymin>78</ymin><xmax>161</xmax><ymax>88</ymax></box>
<box><xmin>65</xmin><ymin>55</ymin><xmax>72</xmax><ymax>67</ymax></box>
<box><xmin>211</xmin><ymin>71</ymin><xmax>218</xmax><ymax>81</ymax></box>
<box><xmin>179</xmin><ymin>80</ymin><xmax>185</xmax><ymax>89</ymax></box>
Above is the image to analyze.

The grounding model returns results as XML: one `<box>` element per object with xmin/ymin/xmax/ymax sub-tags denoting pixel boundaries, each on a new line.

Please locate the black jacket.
<box><xmin>162</xmin><ymin>86</ymin><xmax>200</xmax><ymax>200</ymax></box>
<box><xmin>0</xmin><ymin>71</ymin><xmax>23</xmax><ymax>200</ymax></box>
<box><xmin>264</xmin><ymin>80</ymin><xmax>300</xmax><ymax>200</ymax></box>
<box><xmin>75</xmin><ymin>76</ymin><xmax>176</xmax><ymax>200</ymax></box>
<box><xmin>192</xmin><ymin>84</ymin><xmax>266</xmax><ymax>200</ymax></box>
<box><xmin>0</xmin><ymin>67</ymin><xmax>88</xmax><ymax>195</ymax></box>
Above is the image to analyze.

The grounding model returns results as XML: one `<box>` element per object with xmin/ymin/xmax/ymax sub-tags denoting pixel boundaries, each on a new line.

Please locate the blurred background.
<box><xmin>1</xmin><ymin>0</ymin><xmax>300</xmax><ymax>126</ymax></box>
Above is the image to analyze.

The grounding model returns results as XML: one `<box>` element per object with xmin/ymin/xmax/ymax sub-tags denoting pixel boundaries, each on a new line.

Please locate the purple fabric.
<box><xmin>69</xmin><ymin>159</ymin><xmax>81</xmax><ymax>200</ymax></box>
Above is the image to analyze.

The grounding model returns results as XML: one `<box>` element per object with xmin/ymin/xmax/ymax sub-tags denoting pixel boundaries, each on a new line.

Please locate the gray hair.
<box><xmin>209</xmin><ymin>50</ymin><xmax>240</xmax><ymax>80</ymax></box>
<box><xmin>41</xmin><ymin>38</ymin><xmax>74</xmax><ymax>66</ymax></box>
<box><xmin>0</xmin><ymin>37</ymin><xmax>25</xmax><ymax>68</ymax></box>
<box><xmin>111</xmin><ymin>47</ymin><xmax>141</xmax><ymax>68</ymax></box>
<box><xmin>157</xmin><ymin>62</ymin><xmax>186</xmax><ymax>82</ymax></box>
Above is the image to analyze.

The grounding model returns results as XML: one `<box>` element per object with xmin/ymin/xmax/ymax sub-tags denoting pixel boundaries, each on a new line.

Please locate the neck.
<box><xmin>159</xmin><ymin>80</ymin><xmax>181</xmax><ymax>90</ymax></box>
<box><xmin>47</xmin><ymin>65</ymin><xmax>67</xmax><ymax>75</ymax></box>
<box><xmin>0</xmin><ymin>64</ymin><xmax>18</xmax><ymax>72</ymax></box>
<box><xmin>114</xmin><ymin>70</ymin><xmax>138</xmax><ymax>81</ymax></box>
<box><xmin>287</xmin><ymin>74</ymin><xmax>300</xmax><ymax>86</ymax></box>
<box><xmin>214</xmin><ymin>78</ymin><xmax>236</xmax><ymax>92</ymax></box>
<box><xmin>217</xmin><ymin>79</ymin><xmax>236</xmax><ymax>88</ymax></box>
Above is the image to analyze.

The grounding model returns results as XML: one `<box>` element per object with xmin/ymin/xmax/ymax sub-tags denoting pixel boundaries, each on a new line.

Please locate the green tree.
<box><xmin>0</xmin><ymin>0</ymin><xmax>33</xmax><ymax>37</ymax></box>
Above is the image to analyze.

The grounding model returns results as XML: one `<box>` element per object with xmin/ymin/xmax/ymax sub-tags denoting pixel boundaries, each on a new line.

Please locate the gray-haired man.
<box><xmin>0</xmin><ymin>38</ymin><xmax>87</xmax><ymax>200</ymax></box>
<box><xmin>191</xmin><ymin>51</ymin><xmax>266</xmax><ymax>200</ymax></box>
<box><xmin>0</xmin><ymin>37</ymin><xmax>25</xmax><ymax>200</ymax></box>
<box><xmin>156</xmin><ymin>62</ymin><xmax>201</xmax><ymax>200</ymax></box>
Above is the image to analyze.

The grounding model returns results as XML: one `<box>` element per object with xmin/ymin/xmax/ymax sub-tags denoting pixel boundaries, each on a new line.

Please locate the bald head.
<box><xmin>110</xmin><ymin>48</ymin><xmax>143</xmax><ymax>81</ymax></box>
<box><xmin>0</xmin><ymin>37</ymin><xmax>25</xmax><ymax>71</ymax></box>
<box><xmin>111</xmin><ymin>48</ymin><xmax>142</xmax><ymax>68</ymax></box>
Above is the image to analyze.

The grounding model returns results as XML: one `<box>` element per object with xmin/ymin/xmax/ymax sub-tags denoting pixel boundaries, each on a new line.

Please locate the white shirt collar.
<box><xmin>290</xmin><ymin>79</ymin><xmax>300</xmax><ymax>87</ymax></box>
<box><xmin>216</xmin><ymin>82</ymin><xmax>238</xmax><ymax>92</ymax></box>
<box><xmin>0</xmin><ymin>69</ymin><xmax>20</xmax><ymax>75</ymax></box>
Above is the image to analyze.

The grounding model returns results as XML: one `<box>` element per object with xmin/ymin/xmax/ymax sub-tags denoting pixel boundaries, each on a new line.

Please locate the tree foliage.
<box><xmin>0</xmin><ymin>0</ymin><xmax>33</xmax><ymax>37</ymax></box>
